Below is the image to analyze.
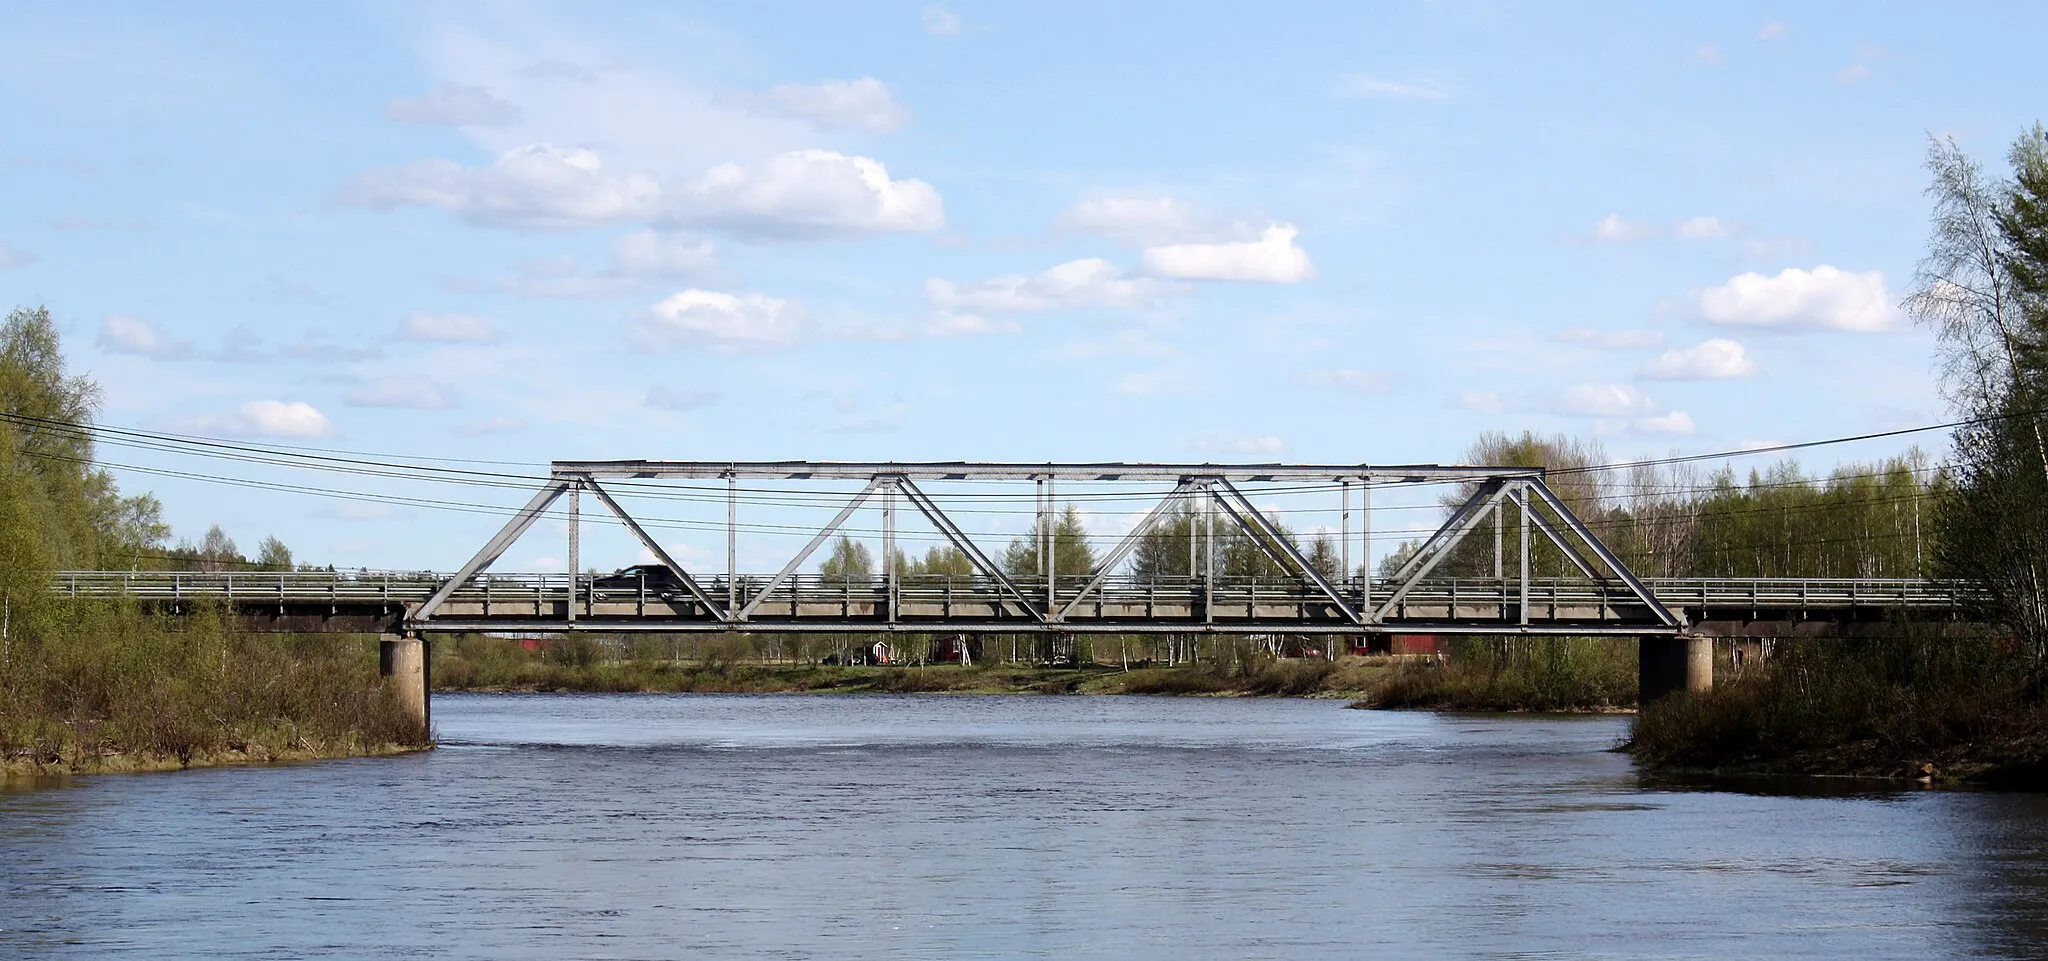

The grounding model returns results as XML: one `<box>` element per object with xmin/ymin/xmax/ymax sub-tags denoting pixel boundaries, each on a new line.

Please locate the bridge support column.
<box><xmin>1639</xmin><ymin>634</ymin><xmax>1714</xmax><ymax>705</ymax></box>
<box><xmin>379</xmin><ymin>634</ymin><xmax>431</xmax><ymax>736</ymax></box>
<box><xmin>1686</xmin><ymin>635</ymin><xmax>1714</xmax><ymax>695</ymax></box>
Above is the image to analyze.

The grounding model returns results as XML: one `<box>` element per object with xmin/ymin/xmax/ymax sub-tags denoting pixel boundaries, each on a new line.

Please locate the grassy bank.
<box><xmin>432</xmin><ymin>634</ymin><xmax>1399</xmax><ymax>697</ymax></box>
<box><xmin>1</xmin><ymin>600</ymin><xmax>431</xmax><ymax>777</ymax></box>
<box><xmin>1629</xmin><ymin>635</ymin><xmax>2048</xmax><ymax>785</ymax></box>
<box><xmin>1350</xmin><ymin>637</ymin><xmax>1637</xmax><ymax>712</ymax></box>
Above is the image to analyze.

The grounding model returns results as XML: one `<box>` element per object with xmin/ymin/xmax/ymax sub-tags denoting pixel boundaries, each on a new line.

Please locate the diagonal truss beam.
<box><xmin>1523</xmin><ymin>500</ymin><xmax>1605</xmax><ymax>582</ymax></box>
<box><xmin>893</xmin><ymin>477</ymin><xmax>1045</xmax><ymax>622</ymax></box>
<box><xmin>1384</xmin><ymin>478</ymin><xmax>1510</xmax><ymax>586</ymax></box>
<box><xmin>736</xmin><ymin>479</ymin><xmax>882</xmax><ymax>621</ymax></box>
<box><xmin>583</xmin><ymin>477</ymin><xmax>726</xmax><ymax>620</ymax></box>
<box><xmin>1056</xmin><ymin>480</ymin><xmax>1197</xmax><ymax>621</ymax></box>
<box><xmin>417</xmin><ymin>478</ymin><xmax>571</xmax><ymax>620</ymax></box>
<box><xmin>1210</xmin><ymin>479</ymin><xmax>1362</xmax><ymax>624</ymax></box>
<box><xmin>1523</xmin><ymin>479</ymin><xmax>1680</xmax><ymax>627</ymax></box>
<box><xmin>1373</xmin><ymin>479</ymin><xmax>1518</xmax><ymax>621</ymax></box>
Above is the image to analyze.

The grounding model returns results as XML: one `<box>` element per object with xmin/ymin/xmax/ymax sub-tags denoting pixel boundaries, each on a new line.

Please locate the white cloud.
<box><xmin>1191</xmin><ymin>432</ymin><xmax>1286</xmax><ymax>456</ymax></box>
<box><xmin>399</xmin><ymin>312</ymin><xmax>499</xmax><ymax>344</ymax></box>
<box><xmin>201</xmin><ymin>400</ymin><xmax>333</xmax><ymax>438</ymax></box>
<box><xmin>1590</xmin><ymin>213</ymin><xmax>1654</xmax><ymax>243</ymax></box>
<box><xmin>0</xmin><ymin>243</ymin><xmax>34</xmax><ymax>269</ymax></box>
<box><xmin>750</xmin><ymin>78</ymin><xmax>910</xmax><ymax>132</ymax></box>
<box><xmin>1059</xmin><ymin>197</ymin><xmax>1205</xmax><ymax>246</ymax></box>
<box><xmin>927</xmin><ymin>258</ymin><xmax>1167</xmax><ymax>311</ymax></box>
<box><xmin>1693</xmin><ymin>43</ymin><xmax>1724</xmax><ymax>66</ymax></box>
<box><xmin>385</xmin><ymin>84</ymin><xmax>521</xmax><ymax>127</ymax></box>
<box><xmin>1553</xmin><ymin>326</ymin><xmax>1666</xmax><ymax>349</ymax></box>
<box><xmin>1632</xmin><ymin>411</ymin><xmax>1697</xmax><ymax>435</ymax></box>
<box><xmin>1638</xmin><ymin>338</ymin><xmax>1757</xmax><ymax>380</ymax></box>
<box><xmin>667</xmin><ymin>149</ymin><xmax>943</xmax><ymax>240</ymax></box>
<box><xmin>922</xmin><ymin>4</ymin><xmax>964</xmax><ymax>36</ymax></box>
<box><xmin>1757</xmin><ymin>20</ymin><xmax>1787</xmax><ymax>41</ymax></box>
<box><xmin>96</xmin><ymin>315</ymin><xmax>191</xmax><ymax>360</ymax></box>
<box><xmin>630</xmin><ymin>289</ymin><xmax>807</xmax><ymax>352</ymax></box>
<box><xmin>1543</xmin><ymin>384</ymin><xmax>1696</xmax><ymax>435</ymax></box>
<box><xmin>501</xmin><ymin>230</ymin><xmax>719</xmax><ymax>299</ymax></box>
<box><xmin>645</xmin><ymin>386</ymin><xmax>717</xmax><ymax>411</ymax></box>
<box><xmin>1140</xmin><ymin>224</ymin><xmax>1316</xmax><ymax>283</ymax></box>
<box><xmin>1306</xmin><ymin>369</ymin><xmax>1392</xmax><ymax>394</ymax></box>
<box><xmin>1697</xmin><ymin>265</ymin><xmax>1899</xmax><ymax>332</ymax></box>
<box><xmin>339</xmin><ymin>122</ymin><xmax>940</xmax><ymax>239</ymax></box>
<box><xmin>344</xmin><ymin>377</ymin><xmax>457</xmax><ymax>409</ymax></box>
<box><xmin>1332</xmin><ymin>74</ymin><xmax>1451</xmax><ymax>101</ymax></box>
<box><xmin>1676</xmin><ymin>215</ymin><xmax>1733</xmax><ymax>239</ymax></box>
<box><xmin>334</xmin><ymin>143</ymin><xmax>660</xmax><ymax>229</ymax></box>
<box><xmin>1554</xmin><ymin>383</ymin><xmax>1661</xmax><ymax>418</ymax></box>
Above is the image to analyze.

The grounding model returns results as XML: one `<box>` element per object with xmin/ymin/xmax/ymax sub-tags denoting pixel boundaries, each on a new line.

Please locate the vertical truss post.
<box><xmin>567</xmin><ymin>479</ymin><xmax>581</xmax><ymax>623</ymax></box>
<box><xmin>1517</xmin><ymin>482</ymin><xmax>1531</xmax><ymax>626</ymax></box>
<box><xmin>1046</xmin><ymin>473</ymin><xmax>1057</xmax><ymax>614</ymax></box>
<box><xmin>1202</xmin><ymin>481</ymin><xmax>1216</xmax><ymax>625</ymax></box>
<box><xmin>1340</xmin><ymin>481</ymin><xmax>1352</xmax><ymax>583</ymax></box>
<box><xmin>1035</xmin><ymin>477</ymin><xmax>1049</xmax><ymax>584</ymax></box>
<box><xmin>726</xmin><ymin>471</ymin><xmax>738</xmax><ymax>612</ymax></box>
<box><xmin>1361</xmin><ymin>478</ymin><xmax>1373</xmax><ymax>614</ymax></box>
<box><xmin>883</xmin><ymin>478</ymin><xmax>898</xmax><ymax>624</ymax></box>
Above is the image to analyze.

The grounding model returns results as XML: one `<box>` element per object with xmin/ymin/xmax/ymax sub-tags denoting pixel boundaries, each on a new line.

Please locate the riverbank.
<box><xmin>1626</xmin><ymin>637</ymin><xmax>2048</xmax><ymax>788</ymax></box>
<box><xmin>2</xmin><ymin>602</ymin><xmax>434</xmax><ymax>779</ymax></box>
<box><xmin>3</xmin><ymin>736</ymin><xmax>427</xmax><ymax>779</ymax></box>
<box><xmin>1347</xmin><ymin>636</ymin><xmax>1638</xmax><ymax>712</ymax></box>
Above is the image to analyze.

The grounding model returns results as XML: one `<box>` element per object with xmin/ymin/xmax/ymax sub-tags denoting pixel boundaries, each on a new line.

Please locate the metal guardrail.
<box><xmin>52</xmin><ymin>571</ymin><xmax>1975</xmax><ymax>611</ymax></box>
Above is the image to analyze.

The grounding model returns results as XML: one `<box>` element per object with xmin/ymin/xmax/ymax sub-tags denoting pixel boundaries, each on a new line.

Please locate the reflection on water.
<box><xmin>3</xmin><ymin>692</ymin><xmax>2047</xmax><ymax>959</ymax></box>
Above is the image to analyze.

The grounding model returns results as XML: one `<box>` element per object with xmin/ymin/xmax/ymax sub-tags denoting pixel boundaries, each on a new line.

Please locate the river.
<box><xmin>4</xmin><ymin>693</ymin><xmax>2048</xmax><ymax>959</ymax></box>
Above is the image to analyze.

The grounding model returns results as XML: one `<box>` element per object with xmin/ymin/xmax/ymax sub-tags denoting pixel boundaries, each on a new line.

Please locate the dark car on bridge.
<box><xmin>590</xmin><ymin>564</ymin><xmax>689</xmax><ymax>600</ymax></box>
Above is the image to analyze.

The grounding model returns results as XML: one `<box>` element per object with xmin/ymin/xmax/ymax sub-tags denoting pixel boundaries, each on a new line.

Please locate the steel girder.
<box><xmin>409</xmin><ymin>461</ymin><xmax>1676</xmax><ymax>634</ymax></box>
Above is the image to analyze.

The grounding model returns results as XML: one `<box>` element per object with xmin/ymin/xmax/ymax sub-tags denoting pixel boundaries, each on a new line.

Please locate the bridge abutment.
<box><xmin>379</xmin><ymin>635</ymin><xmax>431</xmax><ymax>736</ymax></box>
<box><xmin>1639</xmin><ymin>635</ymin><xmax>1713</xmax><ymax>704</ymax></box>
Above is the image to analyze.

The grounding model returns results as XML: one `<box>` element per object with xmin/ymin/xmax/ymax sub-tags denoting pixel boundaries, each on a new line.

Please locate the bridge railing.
<box><xmin>50</xmin><ymin>571</ymin><xmax>1976</xmax><ymax>612</ymax></box>
<box><xmin>53</xmin><ymin>570</ymin><xmax>446</xmax><ymax>602</ymax></box>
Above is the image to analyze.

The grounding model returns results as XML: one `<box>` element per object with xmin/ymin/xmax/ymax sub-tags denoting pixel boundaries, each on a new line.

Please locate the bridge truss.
<box><xmin>408</xmin><ymin>461</ymin><xmax>1683</xmax><ymax>636</ymax></box>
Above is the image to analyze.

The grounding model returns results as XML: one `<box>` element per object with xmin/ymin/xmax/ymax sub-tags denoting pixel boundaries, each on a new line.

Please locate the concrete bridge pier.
<box><xmin>379</xmin><ymin>634</ymin><xmax>431</xmax><ymax>735</ymax></box>
<box><xmin>1639</xmin><ymin>635</ymin><xmax>1714</xmax><ymax>704</ymax></box>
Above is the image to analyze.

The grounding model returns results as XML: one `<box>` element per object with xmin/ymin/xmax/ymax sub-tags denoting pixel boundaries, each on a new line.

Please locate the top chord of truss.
<box><xmin>549</xmin><ymin>460</ymin><xmax>1547</xmax><ymax>483</ymax></box>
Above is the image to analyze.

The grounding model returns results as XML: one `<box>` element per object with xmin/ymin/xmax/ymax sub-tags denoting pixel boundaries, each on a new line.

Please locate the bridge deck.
<box><xmin>54</xmin><ymin>572</ymin><xmax>1974</xmax><ymax>636</ymax></box>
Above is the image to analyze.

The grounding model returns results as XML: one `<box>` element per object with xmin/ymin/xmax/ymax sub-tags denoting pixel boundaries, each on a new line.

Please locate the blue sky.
<box><xmin>2</xmin><ymin>2</ymin><xmax>2039</xmax><ymax>572</ymax></box>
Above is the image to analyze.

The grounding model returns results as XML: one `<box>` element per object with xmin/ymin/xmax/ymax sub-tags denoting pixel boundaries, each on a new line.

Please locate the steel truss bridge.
<box><xmin>55</xmin><ymin>460</ymin><xmax>1978</xmax><ymax>639</ymax></box>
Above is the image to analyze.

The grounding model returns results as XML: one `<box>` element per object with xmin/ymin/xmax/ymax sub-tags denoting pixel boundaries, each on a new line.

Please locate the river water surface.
<box><xmin>5</xmin><ymin>693</ymin><xmax>2048</xmax><ymax>959</ymax></box>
